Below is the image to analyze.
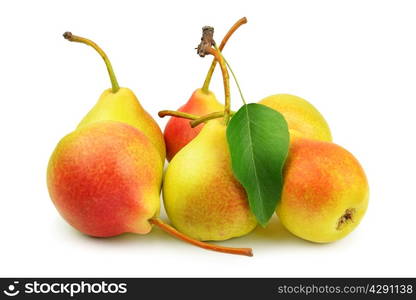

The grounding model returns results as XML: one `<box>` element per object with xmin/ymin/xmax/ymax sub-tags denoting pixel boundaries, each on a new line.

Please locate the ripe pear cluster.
<box><xmin>164</xmin><ymin>92</ymin><xmax>368</xmax><ymax>245</ymax></box>
<box><xmin>47</xmin><ymin>19</ymin><xmax>369</xmax><ymax>257</ymax></box>
<box><xmin>160</xmin><ymin>19</ymin><xmax>368</xmax><ymax>244</ymax></box>
<box><xmin>47</xmin><ymin>31</ymin><xmax>252</xmax><ymax>256</ymax></box>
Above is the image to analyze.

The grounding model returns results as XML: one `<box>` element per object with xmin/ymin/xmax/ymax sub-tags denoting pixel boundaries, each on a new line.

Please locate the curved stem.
<box><xmin>190</xmin><ymin>111</ymin><xmax>225</xmax><ymax>128</ymax></box>
<box><xmin>207</xmin><ymin>47</ymin><xmax>231</xmax><ymax>124</ymax></box>
<box><xmin>63</xmin><ymin>32</ymin><xmax>120</xmax><ymax>93</ymax></box>
<box><xmin>202</xmin><ymin>17</ymin><xmax>247</xmax><ymax>92</ymax></box>
<box><xmin>158</xmin><ymin>110</ymin><xmax>199</xmax><ymax>120</ymax></box>
<box><xmin>149</xmin><ymin>218</ymin><xmax>253</xmax><ymax>257</ymax></box>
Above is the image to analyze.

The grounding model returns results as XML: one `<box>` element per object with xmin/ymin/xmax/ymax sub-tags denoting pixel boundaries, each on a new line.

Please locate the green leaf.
<box><xmin>226</xmin><ymin>103</ymin><xmax>290</xmax><ymax>226</ymax></box>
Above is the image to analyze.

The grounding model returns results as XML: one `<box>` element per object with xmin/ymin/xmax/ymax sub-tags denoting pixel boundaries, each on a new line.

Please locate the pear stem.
<box><xmin>63</xmin><ymin>32</ymin><xmax>120</xmax><ymax>93</ymax></box>
<box><xmin>190</xmin><ymin>111</ymin><xmax>234</xmax><ymax>128</ymax></box>
<box><xmin>202</xmin><ymin>17</ymin><xmax>247</xmax><ymax>93</ymax></box>
<box><xmin>158</xmin><ymin>109</ymin><xmax>235</xmax><ymax>126</ymax></box>
<box><xmin>158</xmin><ymin>110</ymin><xmax>200</xmax><ymax>120</ymax></box>
<box><xmin>149</xmin><ymin>218</ymin><xmax>253</xmax><ymax>257</ymax></box>
<box><xmin>206</xmin><ymin>47</ymin><xmax>231</xmax><ymax>124</ymax></box>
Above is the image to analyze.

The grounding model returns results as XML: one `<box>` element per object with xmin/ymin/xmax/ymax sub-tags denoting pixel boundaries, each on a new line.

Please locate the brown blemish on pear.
<box><xmin>336</xmin><ymin>208</ymin><xmax>356</xmax><ymax>231</ymax></box>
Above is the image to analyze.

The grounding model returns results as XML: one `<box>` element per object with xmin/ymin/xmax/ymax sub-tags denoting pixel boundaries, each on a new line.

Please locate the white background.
<box><xmin>0</xmin><ymin>0</ymin><xmax>415</xmax><ymax>277</ymax></box>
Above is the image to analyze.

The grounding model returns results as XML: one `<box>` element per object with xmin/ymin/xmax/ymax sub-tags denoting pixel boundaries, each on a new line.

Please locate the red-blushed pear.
<box><xmin>63</xmin><ymin>32</ymin><xmax>166</xmax><ymax>163</ymax></box>
<box><xmin>161</xmin><ymin>17</ymin><xmax>247</xmax><ymax>161</ymax></box>
<box><xmin>163</xmin><ymin>89</ymin><xmax>223</xmax><ymax>161</ymax></box>
<box><xmin>47</xmin><ymin>121</ymin><xmax>252</xmax><ymax>256</ymax></box>
<box><xmin>277</xmin><ymin>136</ymin><xmax>369</xmax><ymax>243</ymax></box>
<box><xmin>47</xmin><ymin>121</ymin><xmax>162</xmax><ymax>237</ymax></box>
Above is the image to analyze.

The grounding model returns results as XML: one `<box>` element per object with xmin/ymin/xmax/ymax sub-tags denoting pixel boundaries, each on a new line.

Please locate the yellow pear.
<box><xmin>163</xmin><ymin>119</ymin><xmax>257</xmax><ymax>241</ymax></box>
<box><xmin>64</xmin><ymin>32</ymin><xmax>165</xmax><ymax>162</ymax></box>
<box><xmin>77</xmin><ymin>87</ymin><xmax>165</xmax><ymax>162</ymax></box>
<box><xmin>259</xmin><ymin>94</ymin><xmax>332</xmax><ymax>142</ymax></box>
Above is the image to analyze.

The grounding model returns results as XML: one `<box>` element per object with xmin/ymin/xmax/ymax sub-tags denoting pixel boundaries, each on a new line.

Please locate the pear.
<box><xmin>259</xmin><ymin>94</ymin><xmax>332</xmax><ymax>142</ymax></box>
<box><xmin>163</xmin><ymin>17</ymin><xmax>247</xmax><ymax>161</ymax></box>
<box><xmin>164</xmin><ymin>89</ymin><xmax>223</xmax><ymax>161</ymax></box>
<box><xmin>64</xmin><ymin>32</ymin><xmax>165</xmax><ymax>162</ymax></box>
<box><xmin>163</xmin><ymin>119</ymin><xmax>257</xmax><ymax>241</ymax></box>
<box><xmin>47</xmin><ymin>121</ymin><xmax>162</xmax><ymax>237</ymax></box>
<box><xmin>277</xmin><ymin>136</ymin><xmax>369</xmax><ymax>243</ymax></box>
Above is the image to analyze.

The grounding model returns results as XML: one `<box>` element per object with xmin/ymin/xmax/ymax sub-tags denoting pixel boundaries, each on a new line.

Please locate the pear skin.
<box><xmin>259</xmin><ymin>94</ymin><xmax>332</xmax><ymax>142</ymax></box>
<box><xmin>277</xmin><ymin>137</ymin><xmax>369</xmax><ymax>243</ymax></box>
<box><xmin>163</xmin><ymin>119</ymin><xmax>257</xmax><ymax>241</ymax></box>
<box><xmin>77</xmin><ymin>88</ymin><xmax>166</xmax><ymax>162</ymax></box>
<box><xmin>47</xmin><ymin>121</ymin><xmax>162</xmax><ymax>237</ymax></box>
<box><xmin>163</xmin><ymin>88</ymin><xmax>223</xmax><ymax>161</ymax></box>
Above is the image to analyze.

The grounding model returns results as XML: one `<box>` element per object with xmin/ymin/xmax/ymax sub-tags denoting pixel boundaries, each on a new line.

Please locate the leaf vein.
<box><xmin>244</xmin><ymin>105</ymin><xmax>266</xmax><ymax>217</ymax></box>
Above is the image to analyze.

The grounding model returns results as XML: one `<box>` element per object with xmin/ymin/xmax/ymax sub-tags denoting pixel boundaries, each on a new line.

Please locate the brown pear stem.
<box><xmin>63</xmin><ymin>32</ymin><xmax>120</xmax><ymax>93</ymax></box>
<box><xmin>158</xmin><ymin>110</ymin><xmax>200</xmax><ymax>120</ymax></box>
<box><xmin>202</xmin><ymin>17</ymin><xmax>247</xmax><ymax>92</ymax></box>
<box><xmin>196</xmin><ymin>27</ymin><xmax>231</xmax><ymax>124</ymax></box>
<box><xmin>149</xmin><ymin>218</ymin><xmax>253</xmax><ymax>257</ymax></box>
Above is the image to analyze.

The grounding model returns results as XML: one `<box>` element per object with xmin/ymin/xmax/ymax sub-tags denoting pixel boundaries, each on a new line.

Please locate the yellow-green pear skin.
<box><xmin>163</xmin><ymin>120</ymin><xmax>257</xmax><ymax>241</ymax></box>
<box><xmin>77</xmin><ymin>87</ymin><xmax>166</xmax><ymax>162</ymax></box>
<box><xmin>277</xmin><ymin>137</ymin><xmax>369</xmax><ymax>243</ymax></box>
<box><xmin>259</xmin><ymin>94</ymin><xmax>332</xmax><ymax>142</ymax></box>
